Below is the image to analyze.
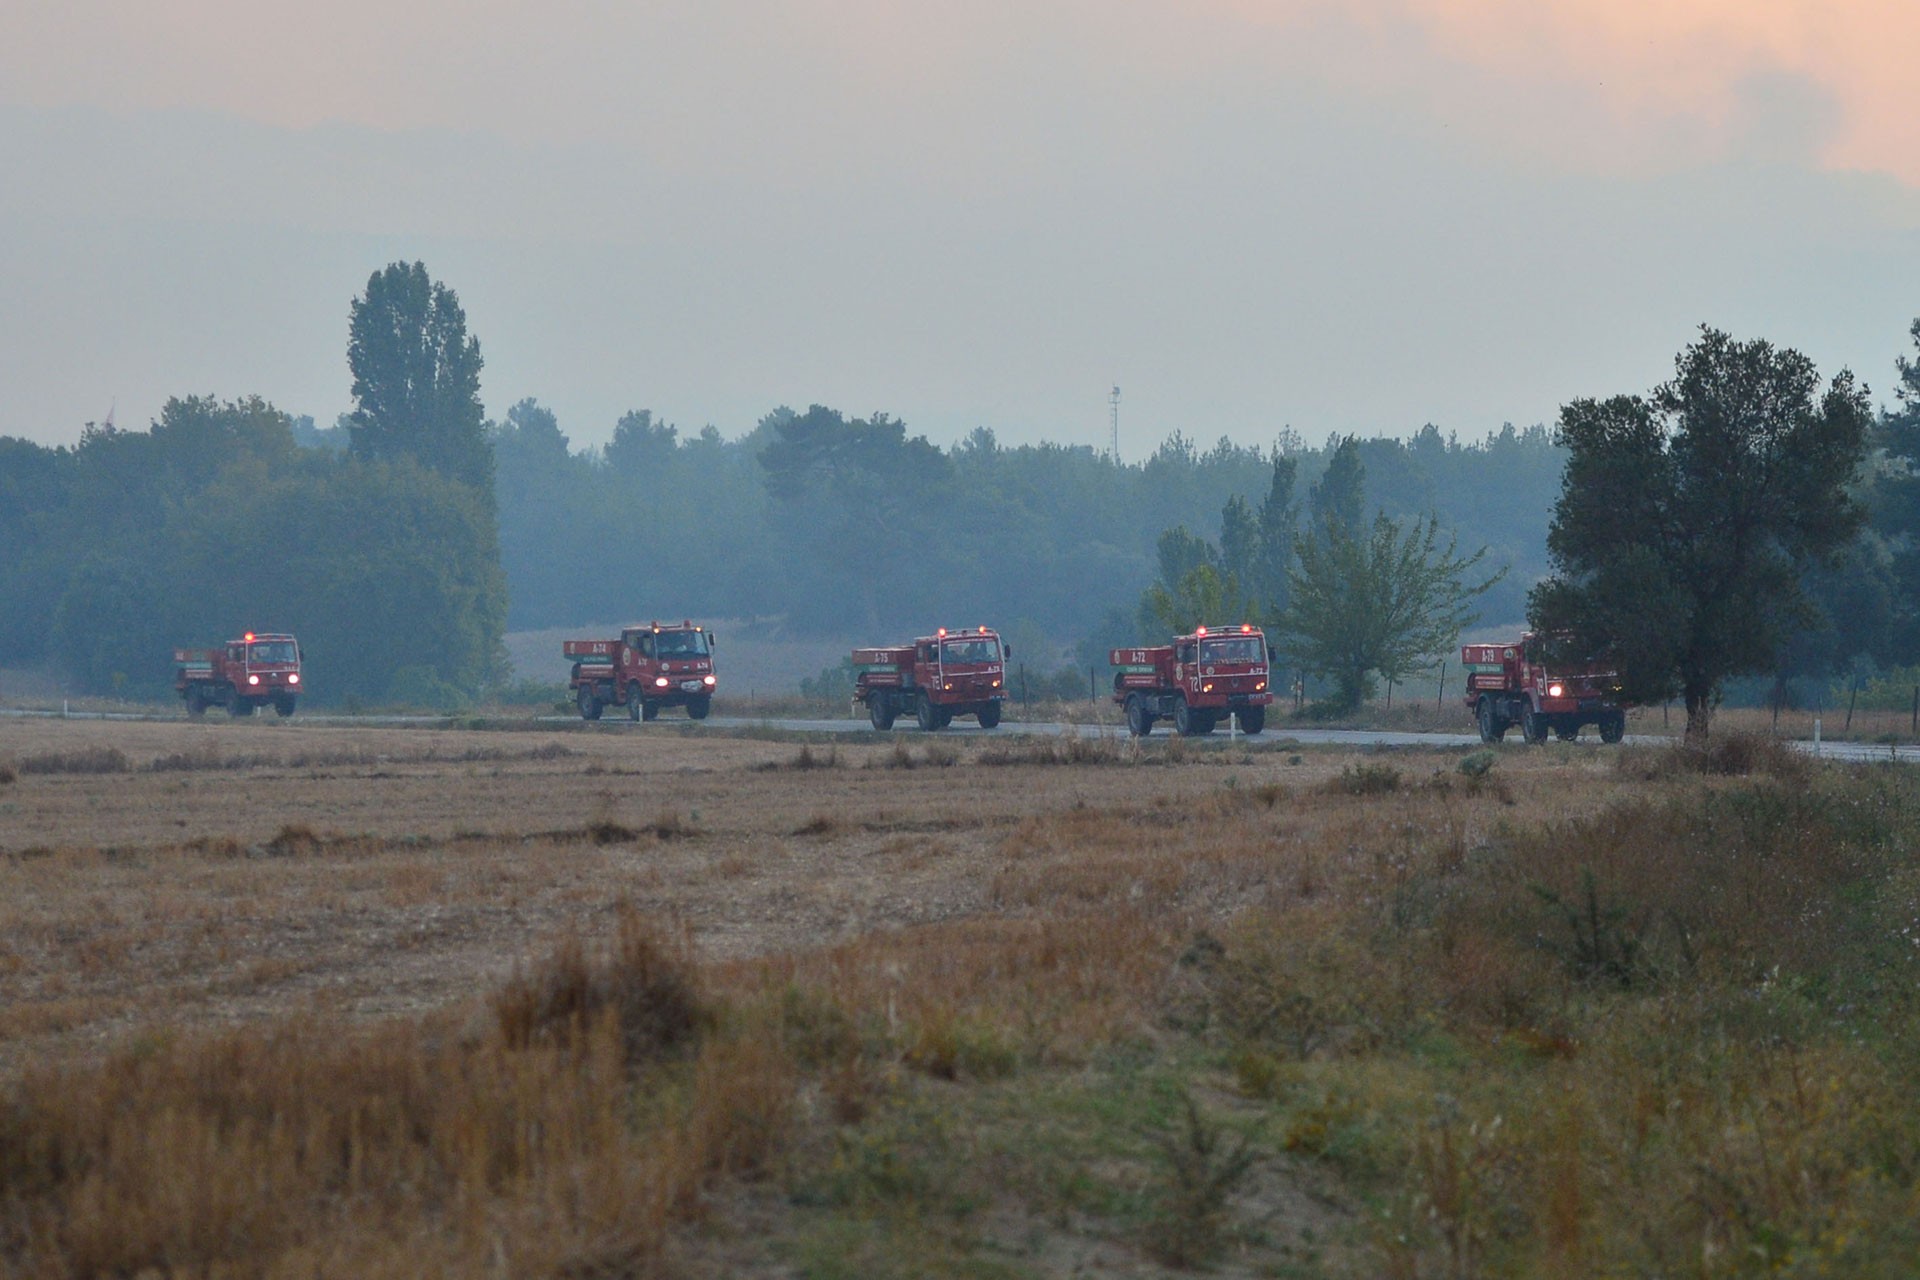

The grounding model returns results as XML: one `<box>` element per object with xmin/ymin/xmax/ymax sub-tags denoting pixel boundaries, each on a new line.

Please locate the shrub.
<box><xmin>1326</xmin><ymin>761</ymin><xmax>1400</xmax><ymax>795</ymax></box>
<box><xmin>492</xmin><ymin>908</ymin><xmax>708</xmax><ymax>1066</ymax></box>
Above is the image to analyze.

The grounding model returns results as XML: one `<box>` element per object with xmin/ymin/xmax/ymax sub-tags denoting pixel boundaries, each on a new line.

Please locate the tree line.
<box><xmin>2</xmin><ymin>259</ymin><xmax>1916</xmax><ymax>727</ymax></box>
<box><xmin>1138</xmin><ymin>324</ymin><xmax>1918</xmax><ymax>736</ymax></box>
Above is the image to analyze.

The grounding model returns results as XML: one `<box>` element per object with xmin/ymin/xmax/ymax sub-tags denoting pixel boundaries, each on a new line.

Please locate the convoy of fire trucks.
<box><xmin>1111</xmin><ymin>624</ymin><xmax>1274</xmax><ymax>736</ymax></box>
<box><xmin>1463</xmin><ymin>632</ymin><xmax>1625</xmax><ymax>744</ymax></box>
<box><xmin>165</xmin><ymin>616</ymin><xmax>1630</xmax><ymax>747</ymax></box>
<box><xmin>852</xmin><ymin>627</ymin><xmax>1010</xmax><ymax>730</ymax></box>
<box><xmin>564</xmin><ymin>621</ymin><xmax>718</xmax><ymax>721</ymax></box>
<box><xmin>173</xmin><ymin>632</ymin><xmax>304</xmax><ymax>718</ymax></box>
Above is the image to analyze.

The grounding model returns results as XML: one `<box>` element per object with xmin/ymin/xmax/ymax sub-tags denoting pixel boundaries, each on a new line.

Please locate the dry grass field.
<box><xmin>2</xmin><ymin>716</ymin><xmax>1918</xmax><ymax>1277</ymax></box>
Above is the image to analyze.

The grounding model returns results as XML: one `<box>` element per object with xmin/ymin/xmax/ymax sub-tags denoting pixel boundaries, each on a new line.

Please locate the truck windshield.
<box><xmin>248</xmin><ymin>641</ymin><xmax>297</xmax><ymax>665</ymax></box>
<box><xmin>1200</xmin><ymin>637</ymin><xmax>1263</xmax><ymax>665</ymax></box>
<box><xmin>941</xmin><ymin>638</ymin><xmax>999</xmax><ymax>664</ymax></box>
<box><xmin>654</xmin><ymin>631</ymin><xmax>709</xmax><ymax>658</ymax></box>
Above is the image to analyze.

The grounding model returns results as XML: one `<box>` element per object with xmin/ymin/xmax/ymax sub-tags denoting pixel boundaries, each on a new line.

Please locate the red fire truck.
<box><xmin>174</xmin><ymin>631</ymin><xmax>304</xmax><ymax>718</ymax></box>
<box><xmin>1462</xmin><ymin>633</ymin><xmax>1624</xmax><ymax>744</ymax></box>
<box><xmin>1111</xmin><ymin>624</ymin><xmax>1273</xmax><ymax>737</ymax></box>
<box><xmin>853</xmin><ymin>627</ymin><xmax>1010</xmax><ymax>730</ymax></box>
<box><xmin>565</xmin><ymin>621</ymin><xmax>717</xmax><ymax>721</ymax></box>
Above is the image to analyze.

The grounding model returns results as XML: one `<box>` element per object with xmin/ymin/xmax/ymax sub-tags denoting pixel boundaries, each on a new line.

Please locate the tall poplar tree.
<box><xmin>347</xmin><ymin>262</ymin><xmax>493</xmax><ymax>495</ymax></box>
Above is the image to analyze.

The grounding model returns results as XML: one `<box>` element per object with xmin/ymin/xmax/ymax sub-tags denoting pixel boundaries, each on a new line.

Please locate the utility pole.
<box><xmin>1109</xmin><ymin>386</ymin><xmax>1121</xmax><ymax>463</ymax></box>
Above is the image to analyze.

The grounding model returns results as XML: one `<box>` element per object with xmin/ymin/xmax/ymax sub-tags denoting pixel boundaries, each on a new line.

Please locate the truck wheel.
<box><xmin>642</xmin><ymin>701</ymin><xmax>659</xmax><ymax>722</ymax></box>
<box><xmin>687</xmin><ymin>696</ymin><xmax>711</xmax><ymax>721</ymax></box>
<box><xmin>273</xmin><ymin>696</ymin><xmax>297</xmax><ymax>718</ymax></box>
<box><xmin>1476</xmin><ymin>697</ymin><xmax>1502</xmax><ymax>743</ymax></box>
<box><xmin>1521</xmin><ymin>709</ymin><xmax>1547</xmax><ymax>745</ymax></box>
<box><xmin>186</xmin><ymin>689</ymin><xmax>206</xmax><ymax>719</ymax></box>
<box><xmin>869</xmin><ymin>696</ymin><xmax>896</xmax><ymax>730</ymax></box>
<box><xmin>916</xmin><ymin>691</ymin><xmax>939</xmax><ymax>731</ymax></box>
<box><xmin>577</xmin><ymin>686</ymin><xmax>603</xmax><ymax>721</ymax></box>
<box><xmin>1125</xmin><ymin>693</ymin><xmax>1153</xmax><ymax>737</ymax></box>
<box><xmin>628</xmin><ymin>686</ymin><xmax>643</xmax><ymax>721</ymax></box>
<box><xmin>1555</xmin><ymin>724</ymin><xmax>1580</xmax><ymax>742</ymax></box>
<box><xmin>231</xmin><ymin>696</ymin><xmax>255</xmax><ymax>718</ymax></box>
<box><xmin>936</xmin><ymin>708</ymin><xmax>953</xmax><ymax>729</ymax></box>
<box><xmin>1238</xmin><ymin>705</ymin><xmax>1265</xmax><ymax>735</ymax></box>
<box><xmin>1159</xmin><ymin>694</ymin><xmax>1190</xmax><ymax>736</ymax></box>
<box><xmin>1600</xmin><ymin>712</ymin><xmax>1625</xmax><ymax>745</ymax></box>
<box><xmin>977</xmin><ymin>701</ymin><xmax>1002</xmax><ymax>729</ymax></box>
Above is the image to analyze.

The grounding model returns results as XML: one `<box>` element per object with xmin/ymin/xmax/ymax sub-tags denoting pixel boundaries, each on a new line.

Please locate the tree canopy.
<box><xmin>347</xmin><ymin>261</ymin><xmax>493</xmax><ymax>494</ymax></box>
<box><xmin>1281</xmin><ymin>511</ymin><xmax>1500</xmax><ymax>713</ymax></box>
<box><xmin>1529</xmin><ymin>327</ymin><xmax>1873</xmax><ymax>738</ymax></box>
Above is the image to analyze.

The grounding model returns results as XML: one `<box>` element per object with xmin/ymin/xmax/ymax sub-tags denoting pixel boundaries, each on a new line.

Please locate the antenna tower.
<box><xmin>1109</xmin><ymin>385</ymin><xmax>1121</xmax><ymax>462</ymax></box>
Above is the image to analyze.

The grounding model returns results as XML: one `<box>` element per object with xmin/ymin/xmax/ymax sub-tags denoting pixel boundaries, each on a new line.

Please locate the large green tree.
<box><xmin>1529</xmin><ymin>327</ymin><xmax>1873</xmax><ymax>739</ymax></box>
<box><xmin>1281</xmin><ymin>512</ymin><xmax>1500</xmax><ymax>713</ymax></box>
<box><xmin>347</xmin><ymin>262</ymin><xmax>493</xmax><ymax>494</ymax></box>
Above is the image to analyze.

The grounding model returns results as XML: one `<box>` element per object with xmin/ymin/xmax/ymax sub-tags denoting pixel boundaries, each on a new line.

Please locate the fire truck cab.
<box><xmin>566</xmin><ymin>621</ymin><xmax>717</xmax><ymax>721</ymax></box>
<box><xmin>853</xmin><ymin>627</ymin><xmax>1009</xmax><ymax>730</ymax></box>
<box><xmin>1462</xmin><ymin>632</ymin><xmax>1624</xmax><ymax>744</ymax></box>
<box><xmin>1111</xmin><ymin>624</ymin><xmax>1274</xmax><ymax>737</ymax></box>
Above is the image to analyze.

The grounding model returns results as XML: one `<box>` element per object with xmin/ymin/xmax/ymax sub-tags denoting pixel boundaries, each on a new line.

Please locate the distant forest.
<box><xmin>478</xmin><ymin>404</ymin><xmax>1563</xmax><ymax>644</ymax></box>
<box><xmin>0</xmin><ymin>396</ymin><xmax>1557</xmax><ymax>699</ymax></box>
<box><xmin>2</xmin><ymin>262</ymin><xmax>1914</xmax><ymax>708</ymax></box>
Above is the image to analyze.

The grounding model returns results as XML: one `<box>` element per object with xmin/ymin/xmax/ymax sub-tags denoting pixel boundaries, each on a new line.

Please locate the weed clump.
<box><xmin>1144</xmin><ymin>1091</ymin><xmax>1264</xmax><ymax>1268</ymax></box>
<box><xmin>18</xmin><ymin>745</ymin><xmax>131</xmax><ymax>775</ymax></box>
<box><xmin>1327</xmin><ymin>761</ymin><xmax>1401</xmax><ymax>796</ymax></box>
<box><xmin>493</xmin><ymin>908</ymin><xmax>707</xmax><ymax>1066</ymax></box>
<box><xmin>1620</xmin><ymin>731</ymin><xmax>1812</xmax><ymax>784</ymax></box>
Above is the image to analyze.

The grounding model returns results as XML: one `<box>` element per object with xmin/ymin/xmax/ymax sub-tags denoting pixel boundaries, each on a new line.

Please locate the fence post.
<box><xmin>1911</xmin><ymin>685</ymin><xmax>1917</xmax><ymax>737</ymax></box>
<box><xmin>1020</xmin><ymin>665</ymin><xmax>1028</xmax><ymax>711</ymax></box>
<box><xmin>1090</xmin><ymin>665</ymin><xmax>1096</xmax><ymax>703</ymax></box>
<box><xmin>1436</xmin><ymin>661</ymin><xmax>1445</xmax><ymax>710</ymax></box>
<box><xmin>1845</xmin><ymin>680</ymin><xmax>1858</xmax><ymax>733</ymax></box>
<box><xmin>1385</xmin><ymin>676</ymin><xmax>1393</xmax><ymax>708</ymax></box>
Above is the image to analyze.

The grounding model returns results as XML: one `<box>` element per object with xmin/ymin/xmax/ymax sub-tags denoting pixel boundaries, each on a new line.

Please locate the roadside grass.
<box><xmin>4</xmin><ymin>730</ymin><xmax>1920</xmax><ymax>1274</ymax></box>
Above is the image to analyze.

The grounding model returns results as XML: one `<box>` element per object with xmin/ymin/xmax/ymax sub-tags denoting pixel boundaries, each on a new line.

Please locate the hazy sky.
<box><xmin>3</xmin><ymin>0</ymin><xmax>1917</xmax><ymax>454</ymax></box>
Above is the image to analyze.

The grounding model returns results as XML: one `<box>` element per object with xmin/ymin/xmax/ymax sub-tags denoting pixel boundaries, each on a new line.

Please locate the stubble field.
<box><xmin>2</xmin><ymin>716</ymin><xmax>1918</xmax><ymax>1277</ymax></box>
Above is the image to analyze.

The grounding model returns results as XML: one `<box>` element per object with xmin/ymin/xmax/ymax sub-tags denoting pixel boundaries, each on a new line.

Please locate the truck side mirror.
<box><xmin>1003</xmin><ymin>644</ymin><xmax>1013</xmax><ymax>660</ymax></box>
<box><xmin>709</xmin><ymin>634</ymin><xmax>717</xmax><ymax>649</ymax></box>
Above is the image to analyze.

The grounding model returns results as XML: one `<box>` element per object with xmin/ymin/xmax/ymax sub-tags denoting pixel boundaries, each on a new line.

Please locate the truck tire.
<box><xmin>577</xmin><ymin>686</ymin><xmax>603</xmax><ymax>721</ymax></box>
<box><xmin>273</xmin><ymin>696</ymin><xmax>297</xmax><ymax>718</ymax></box>
<box><xmin>1600</xmin><ymin>712</ymin><xmax>1625</xmax><ymax>744</ymax></box>
<box><xmin>1477</xmin><ymin>698</ymin><xmax>1504</xmax><ymax>743</ymax></box>
<box><xmin>1125</xmin><ymin>693</ymin><xmax>1153</xmax><ymax>737</ymax></box>
<box><xmin>916</xmin><ymin>691</ymin><xmax>939</xmax><ymax>731</ymax></box>
<box><xmin>1555</xmin><ymin>724</ymin><xmax>1580</xmax><ymax>742</ymax></box>
<box><xmin>977</xmin><ymin>701</ymin><xmax>1002</xmax><ymax>729</ymax></box>
<box><xmin>687</xmin><ymin>696</ymin><xmax>711</xmax><ymax>721</ymax></box>
<box><xmin>1173</xmin><ymin>695</ymin><xmax>1200</xmax><ymax>737</ymax></box>
<box><xmin>628</xmin><ymin>686</ymin><xmax>644</xmax><ymax>721</ymax></box>
<box><xmin>1521</xmin><ymin>708</ymin><xmax>1548</xmax><ymax>745</ymax></box>
<box><xmin>1238</xmin><ymin>705</ymin><xmax>1265</xmax><ymax>735</ymax></box>
<box><xmin>642</xmin><ymin>701</ymin><xmax>659</xmax><ymax>722</ymax></box>
<box><xmin>186</xmin><ymin>689</ymin><xmax>206</xmax><ymax>719</ymax></box>
<box><xmin>869</xmin><ymin>695</ymin><xmax>896</xmax><ymax>730</ymax></box>
<box><xmin>231</xmin><ymin>695</ymin><xmax>255</xmax><ymax>718</ymax></box>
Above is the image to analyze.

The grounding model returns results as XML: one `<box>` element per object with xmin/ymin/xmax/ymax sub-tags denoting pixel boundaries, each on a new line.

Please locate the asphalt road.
<box><xmin>6</xmin><ymin>704</ymin><xmax>1917</xmax><ymax>763</ymax></box>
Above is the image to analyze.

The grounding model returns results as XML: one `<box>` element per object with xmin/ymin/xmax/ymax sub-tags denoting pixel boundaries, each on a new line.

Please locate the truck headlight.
<box><xmin>248</xmin><ymin>675</ymin><xmax>260</xmax><ymax>685</ymax></box>
<box><xmin>703</xmin><ymin>675</ymin><xmax>715</xmax><ymax>686</ymax></box>
<box><xmin>1548</xmin><ymin>682</ymin><xmax>1564</xmax><ymax>698</ymax></box>
<box><xmin>288</xmin><ymin>674</ymin><xmax>299</xmax><ymax>685</ymax></box>
<box><xmin>655</xmin><ymin>677</ymin><xmax>670</xmax><ymax>688</ymax></box>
